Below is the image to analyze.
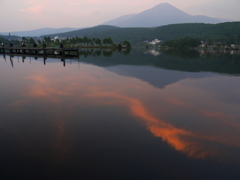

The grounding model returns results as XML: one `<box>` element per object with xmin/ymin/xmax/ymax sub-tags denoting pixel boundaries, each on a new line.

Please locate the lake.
<box><xmin>0</xmin><ymin>49</ymin><xmax>240</xmax><ymax>179</ymax></box>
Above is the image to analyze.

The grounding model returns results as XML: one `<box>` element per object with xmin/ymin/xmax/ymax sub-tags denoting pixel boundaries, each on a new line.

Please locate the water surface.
<box><xmin>0</xmin><ymin>49</ymin><xmax>240</xmax><ymax>179</ymax></box>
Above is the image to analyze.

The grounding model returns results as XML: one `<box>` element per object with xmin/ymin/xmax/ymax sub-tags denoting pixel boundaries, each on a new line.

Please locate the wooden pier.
<box><xmin>0</xmin><ymin>45</ymin><xmax>79</xmax><ymax>57</ymax></box>
<box><xmin>0</xmin><ymin>43</ymin><xmax>79</xmax><ymax>67</ymax></box>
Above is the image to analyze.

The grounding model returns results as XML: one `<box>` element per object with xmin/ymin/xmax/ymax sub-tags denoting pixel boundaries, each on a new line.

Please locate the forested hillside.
<box><xmin>43</xmin><ymin>22</ymin><xmax>240</xmax><ymax>45</ymax></box>
<box><xmin>42</xmin><ymin>25</ymin><xmax>120</xmax><ymax>39</ymax></box>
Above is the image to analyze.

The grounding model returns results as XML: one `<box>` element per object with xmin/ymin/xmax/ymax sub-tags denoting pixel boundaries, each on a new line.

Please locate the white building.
<box><xmin>149</xmin><ymin>39</ymin><xmax>161</xmax><ymax>45</ymax></box>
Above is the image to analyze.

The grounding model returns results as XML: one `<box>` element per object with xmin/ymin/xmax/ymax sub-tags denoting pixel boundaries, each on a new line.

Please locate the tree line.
<box><xmin>1</xmin><ymin>35</ymin><xmax>131</xmax><ymax>49</ymax></box>
<box><xmin>0</xmin><ymin>37</ymin><xmax>20</xmax><ymax>46</ymax></box>
<box><xmin>162</xmin><ymin>37</ymin><xmax>201</xmax><ymax>49</ymax></box>
<box><xmin>162</xmin><ymin>35</ymin><xmax>240</xmax><ymax>49</ymax></box>
<box><xmin>30</xmin><ymin>36</ymin><xmax>131</xmax><ymax>49</ymax></box>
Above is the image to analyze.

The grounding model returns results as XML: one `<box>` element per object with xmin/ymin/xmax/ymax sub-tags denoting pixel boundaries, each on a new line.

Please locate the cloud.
<box><xmin>20</xmin><ymin>5</ymin><xmax>42</xmax><ymax>14</ymax></box>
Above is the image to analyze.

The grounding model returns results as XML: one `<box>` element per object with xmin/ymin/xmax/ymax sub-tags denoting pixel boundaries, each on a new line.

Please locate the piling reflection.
<box><xmin>2</xmin><ymin>48</ymin><xmax>132</xmax><ymax>68</ymax></box>
<box><xmin>78</xmin><ymin>48</ymin><xmax>131</xmax><ymax>57</ymax></box>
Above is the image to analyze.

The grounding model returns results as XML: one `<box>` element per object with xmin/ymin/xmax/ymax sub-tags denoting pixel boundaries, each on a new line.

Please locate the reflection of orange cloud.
<box><xmin>203</xmin><ymin>111</ymin><xmax>235</xmax><ymax>120</ymax></box>
<box><xmin>166</xmin><ymin>97</ymin><xmax>186</xmax><ymax>106</ymax></box>
<box><xmin>26</xmin><ymin>75</ymin><xmax>48</xmax><ymax>83</ymax></box>
<box><xmin>87</xmin><ymin>92</ymin><xmax>214</xmax><ymax>158</ymax></box>
<box><xmin>25</xmin><ymin>74</ymin><xmax>71</xmax><ymax>105</ymax></box>
<box><xmin>10</xmin><ymin>100</ymin><xmax>28</xmax><ymax>107</ymax></box>
<box><xmin>51</xmin><ymin>117</ymin><xmax>73</xmax><ymax>161</ymax></box>
<box><xmin>9</xmin><ymin>64</ymin><xmax>240</xmax><ymax>161</ymax></box>
<box><xmin>203</xmin><ymin>110</ymin><xmax>240</xmax><ymax>130</ymax></box>
<box><xmin>8</xmin><ymin>100</ymin><xmax>29</xmax><ymax>113</ymax></box>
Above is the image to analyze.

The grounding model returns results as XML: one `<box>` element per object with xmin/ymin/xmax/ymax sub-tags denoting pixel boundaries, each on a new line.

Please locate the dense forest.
<box><xmin>40</xmin><ymin>36</ymin><xmax>131</xmax><ymax>48</ymax></box>
<box><xmin>0</xmin><ymin>36</ymin><xmax>20</xmax><ymax>45</ymax></box>
<box><xmin>162</xmin><ymin>37</ymin><xmax>201</xmax><ymax>49</ymax></box>
<box><xmin>42</xmin><ymin>22</ymin><xmax>240</xmax><ymax>45</ymax></box>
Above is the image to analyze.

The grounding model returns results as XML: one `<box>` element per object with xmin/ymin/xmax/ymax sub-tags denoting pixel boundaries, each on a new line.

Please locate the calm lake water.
<box><xmin>0</xmin><ymin>49</ymin><xmax>240</xmax><ymax>179</ymax></box>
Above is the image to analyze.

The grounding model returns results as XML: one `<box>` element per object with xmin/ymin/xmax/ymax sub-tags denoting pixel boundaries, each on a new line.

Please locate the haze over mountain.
<box><xmin>102</xmin><ymin>3</ymin><xmax>224</xmax><ymax>27</ymax></box>
<box><xmin>0</xmin><ymin>27</ymin><xmax>79</xmax><ymax>37</ymax></box>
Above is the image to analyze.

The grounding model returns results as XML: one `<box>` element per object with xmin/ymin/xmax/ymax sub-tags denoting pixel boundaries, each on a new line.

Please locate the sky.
<box><xmin>0</xmin><ymin>0</ymin><xmax>239</xmax><ymax>32</ymax></box>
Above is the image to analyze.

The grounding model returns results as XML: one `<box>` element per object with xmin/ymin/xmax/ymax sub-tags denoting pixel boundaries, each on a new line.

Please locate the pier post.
<box><xmin>43</xmin><ymin>42</ymin><xmax>46</xmax><ymax>56</ymax></box>
<box><xmin>53</xmin><ymin>48</ymin><xmax>56</xmax><ymax>57</ymax></box>
<box><xmin>44</xmin><ymin>57</ymin><xmax>47</xmax><ymax>65</ymax></box>
<box><xmin>59</xmin><ymin>43</ymin><xmax>64</xmax><ymax>55</ymax></box>
<box><xmin>1</xmin><ymin>43</ymin><xmax>4</xmax><ymax>53</ymax></box>
<box><xmin>22</xmin><ymin>43</ymin><xmax>26</xmax><ymax>54</ymax></box>
<box><xmin>9</xmin><ymin>43</ymin><xmax>13</xmax><ymax>53</ymax></box>
<box><xmin>61</xmin><ymin>58</ymin><xmax>66</xmax><ymax>67</ymax></box>
<box><xmin>33</xmin><ymin>43</ymin><xmax>37</xmax><ymax>54</ymax></box>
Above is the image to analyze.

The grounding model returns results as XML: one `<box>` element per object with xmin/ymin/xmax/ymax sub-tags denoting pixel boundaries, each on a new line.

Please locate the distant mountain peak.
<box><xmin>101</xmin><ymin>3</ymin><xmax>223</xmax><ymax>27</ymax></box>
<box><xmin>153</xmin><ymin>2</ymin><xmax>176</xmax><ymax>8</ymax></box>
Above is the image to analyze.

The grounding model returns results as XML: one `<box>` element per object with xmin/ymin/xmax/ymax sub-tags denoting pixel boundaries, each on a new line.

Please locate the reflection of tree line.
<box><xmin>2</xmin><ymin>48</ymin><xmax>240</xmax><ymax>75</ymax></box>
<box><xmin>77</xmin><ymin>49</ymin><xmax>240</xmax><ymax>75</ymax></box>
<box><xmin>78</xmin><ymin>48</ymin><xmax>131</xmax><ymax>58</ymax></box>
<box><xmin>162</xmin><ymin>49</ymin><xmax>240</xmax><ymax>60</ymax></box>
<box><xmin>162</xmin><ymin>49</ymin><xmax>200</xmax><ymax>59</ymax></box>
<box><xmin>1</xmin><ymin>48</ymin><xmax>132</xmax><ymax>68</ymax></box>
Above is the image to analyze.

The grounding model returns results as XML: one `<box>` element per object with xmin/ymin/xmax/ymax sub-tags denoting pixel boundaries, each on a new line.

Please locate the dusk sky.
<box><xmin>0</xmin><ymin>0</ymin><xmax>239</xmax><ymax>32</ymax></box>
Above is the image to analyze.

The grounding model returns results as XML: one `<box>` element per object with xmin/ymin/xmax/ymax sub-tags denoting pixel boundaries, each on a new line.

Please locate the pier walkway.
<box><xmin>0</xmin><ymin>45</ymin><xmax>79</xmax><ymax>57</ymax></box>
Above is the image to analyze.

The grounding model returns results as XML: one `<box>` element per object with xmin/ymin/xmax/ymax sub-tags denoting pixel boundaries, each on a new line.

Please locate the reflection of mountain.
<box><xmin>3</xmin><ymin>50</ymin><xmax>240</xmax><ymax>90</ymax></box>
<box><xmin>77</xmin><ymin>49</ymin><xmax>240</xmax><ymax>75</ymax></box>
<box><xmin>107</xmin><ymin>66</ymin><xmax>215</xmax><ymax>89</ymax></box>
<box><xmin>74</xmin><ymin>49</ymin><xmax>240</xmax><ymax>89</ymax></box>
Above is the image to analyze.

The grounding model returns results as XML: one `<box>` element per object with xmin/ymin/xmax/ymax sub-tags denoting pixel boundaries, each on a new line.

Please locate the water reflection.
<box><xmin>2</xmin><ymin>49</ymin><xmax>132</xmax><ymax>68</ymax></box>
<box><xmin>0</xmin><ymin>50</ymin><xmax>240</xmax><ymax>179</ymax></box>
<box><xmin>162</xmin><ymin>49</ymin><xmax>200</xmax><ymax>59</ymax></box>
<box><xmin>78</xmin><ymin>48</ymin><xmax>131</xmax><ymax>57</ymax></box>
<box><xmin>146</xmin><ymin>48</ymin><xmax>240</xmax><ymax>57</ymax></box>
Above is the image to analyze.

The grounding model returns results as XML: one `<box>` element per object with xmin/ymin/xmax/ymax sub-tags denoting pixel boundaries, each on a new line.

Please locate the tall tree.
<box><xmin>29</xmin><ymin>38</ymin><xmax>35</xmax><ymax>44</ymax></box>
<box><xmin>37</xmin><ymin>39</ymin><xmax>42</xmax><ymax>44</ymax></box>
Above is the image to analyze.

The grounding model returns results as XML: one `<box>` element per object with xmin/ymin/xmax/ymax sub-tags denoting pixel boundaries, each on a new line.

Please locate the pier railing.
<box><xmin>0</xmin><ymin>43</ymin><xmax>79</xmax><ymax>57</ymax></box>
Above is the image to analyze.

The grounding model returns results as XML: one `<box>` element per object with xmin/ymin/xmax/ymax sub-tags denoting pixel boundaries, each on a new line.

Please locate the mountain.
<box><xmin>102</xmin><ymin>3</ymin><xmax>222</xmax><ymax>27</ymax></box>
<box><xmin>216</xmin><ymin>17</ymin><xmax>234</xmax><ymax>22</ymax></box>
<box><xmin>0</xmin><ymin>27</ymin><xmax>79</xmax><ymax>37</ymax></box>
<box><xmin>103</xmin><ymin>14</ymin><xmax>136</xmax><ymax>26</ymax></box>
